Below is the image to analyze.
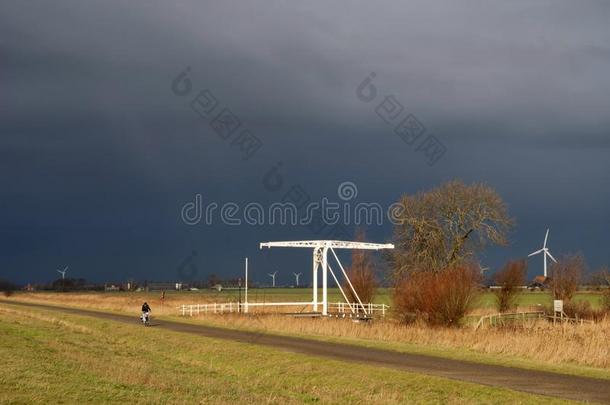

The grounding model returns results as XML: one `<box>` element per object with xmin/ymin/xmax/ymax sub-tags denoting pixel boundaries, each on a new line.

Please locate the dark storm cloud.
<box><xmin>1</xmin><ymin>0</ymin><xmax>609</xmax><ymax>283</ymax></box>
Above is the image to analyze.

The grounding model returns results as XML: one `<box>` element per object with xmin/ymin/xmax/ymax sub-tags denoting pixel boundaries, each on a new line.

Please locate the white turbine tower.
<box><xmin>57</xmin><ymin>266</ymin><xmax>69</xmax><ymax>291</ymax></box>
<box><xmin>478</xmin><ymin>264</ymin><xmax>490</xmax><ymax>276</ymax></box>
<box><xmin>528</xmin><ymin>229</ymin><xmax>557</xmax><ymax>278</ymax></box>
<box><xmin>268</xmin><ymin>271</ymin><xmax>278</xmax><ymax>288</ymax></box>
<box><xmin>293</xmin><ymin>272</ymin><xmax>302</xmax><ymax>287</ymax></box>
<box><xmin>57</xmin><ymin>266</ymin><xmax>68</xmax><ymax>279</ymax></box>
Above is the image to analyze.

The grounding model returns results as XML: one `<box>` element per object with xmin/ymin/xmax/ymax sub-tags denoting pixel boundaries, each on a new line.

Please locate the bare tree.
<box><xmin>344</xmin><ymin>229</ymin><xmax>377</xmax><ymax>304</ymax></box>
<box><xmin>603</xmin><ymin>266</ymin><xmax>610</xmax><ymax>286</ymax></box>
<box><xmin>588</xmin><ymin>265</ymin><xmax>610</xmax><ymax>311</ymax></box>
<box><xmin>550</xmin><ymin>254</ymin><xmax>585</xmax><ymax>301</ymax></box>
<box><xmin>493</xmin><ymin>259</ymin><xmax>527</xmax><ymax>312</ymax></box>
<box><xmin>391</xmin><ymin>180</ymin><xmax>514</xmax><ymax>276</ymax></box>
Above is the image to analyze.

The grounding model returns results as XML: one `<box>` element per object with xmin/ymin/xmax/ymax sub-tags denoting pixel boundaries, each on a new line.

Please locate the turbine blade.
<box><xmin>543</xmin><ymin>229</ymin><xmax>549</xmax><ymax>248</ymax></box>
<box><xmin>546</xmin><ymin>251</ymin><xmax>558</xmax><ymax>263</ymax></box>
<box><xmin>528</xmin><ymin>249</ymin><xmax>544</xmax><ymax>257</ymax></box>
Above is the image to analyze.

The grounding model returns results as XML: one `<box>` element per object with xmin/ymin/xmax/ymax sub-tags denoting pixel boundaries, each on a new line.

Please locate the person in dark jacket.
<box><xmin>141</xmin><ymin>302</ymin><xmax>151</xmax><ymax>324</ymax></box>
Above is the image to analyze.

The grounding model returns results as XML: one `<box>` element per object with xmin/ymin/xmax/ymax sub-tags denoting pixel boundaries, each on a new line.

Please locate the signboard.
<box><xmin>553</xmin><ymin>300</ymin><xmax>563</xmax><ymax>313</ymax></box>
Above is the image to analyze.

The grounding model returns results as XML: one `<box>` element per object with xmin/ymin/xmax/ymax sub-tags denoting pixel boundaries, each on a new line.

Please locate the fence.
<box><xmin>475</xmin><ymin>311</ymin><xmax>544</xmax><ymax>329</ymax></box>
<box><xmin>178</xmin><ymin>302</ymin><xmax>389</xmax><ymax>318</ymax></box>
<box><xmin>327</xmin><ymin>302</ymin><xmax>388</xmax><ymax>317</ymax></box>
<box><xmin>179</xmin><ymin>302</ymin><xmax>241</xmax><ymax>316</ymax></box>
<box><xmin>475</xmin><ymin>310</ymin><xmax>594</xmax><ymax>329</ymax></box>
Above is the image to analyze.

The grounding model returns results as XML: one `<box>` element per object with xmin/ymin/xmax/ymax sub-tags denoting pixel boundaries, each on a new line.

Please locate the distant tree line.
<box><xmin>0</xmin><ymin>279</ymin><xmax>18</xmax><ymax>297</ymax></box>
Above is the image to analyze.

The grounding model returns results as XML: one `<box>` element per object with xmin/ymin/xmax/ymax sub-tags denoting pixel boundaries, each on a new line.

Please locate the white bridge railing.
<box><xmin>327</xmin><ymin>302</ymin><xmax>388</xmax><ymax>317</ymax></box>
<box><xmin>178</xmin><ymin>302</ymin><xmax>389</xmax><ymax>318</ymax></box>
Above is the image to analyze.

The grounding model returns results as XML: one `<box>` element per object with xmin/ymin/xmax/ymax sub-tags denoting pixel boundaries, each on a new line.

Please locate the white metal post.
<box><xmin>543</xmin><ymin>253</ymin><xmax>547</xmax><ymax>279</ymax></box>
<box><xmin>326</xmin><ymin>263</ymin><xmax>356</xmax><ymax>314</ymax></box>
<box><xmin>330</xmin><ymin>247</ymin><xmax>368</xmax><ymax>315</ymax></box>
<box><xmin>322</xmin><ymin>246</ymin><xmax>328</xmax><ymax>316</ymax></box>
<box><xmin>313</xmin><ymin>248</ymin><xmax>319</xmax><ymax>312</ymax></box>
<box><xmin>245</xmin><ymin>257</ymin><xmax>249</xmax><ymax>313</ymax></box>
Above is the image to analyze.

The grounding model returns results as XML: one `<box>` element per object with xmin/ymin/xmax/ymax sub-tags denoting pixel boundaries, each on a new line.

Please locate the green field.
<box><xmin>0</xmin><ymin>305</ymin><xmax>573</xmax><ymax>404</ymax></box>
<box><xmin>475</xmin><ymin>290</ymin><xmax>603</xmax><ymax>309</ymax></box>
<box><xmin>164</xmin><ymin>287</ymin><xmax>604</xmax><ymax>309</ymax></box>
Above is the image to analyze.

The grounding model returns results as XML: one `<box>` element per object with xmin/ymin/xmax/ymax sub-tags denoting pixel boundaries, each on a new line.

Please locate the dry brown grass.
<box><xmin>190</xmin><ymin>313</ymin><xmax>610</xmax><ymax>370</ymax></box>
<box><xmin>6</xmin><ymin>292</ymin><xmax>610</xmax><ymax>371</ymax></box>
<box><xmin>7</xmin><ymin>291</ymin><xmax>216</xmax><ymax>316</ymax></box>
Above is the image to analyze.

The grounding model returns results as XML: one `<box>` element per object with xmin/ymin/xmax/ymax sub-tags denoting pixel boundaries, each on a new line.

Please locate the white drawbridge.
<box><xmin>259</xmin><ymin>240</ymin><xmax>394</xmax><ymax>316</ymax></box>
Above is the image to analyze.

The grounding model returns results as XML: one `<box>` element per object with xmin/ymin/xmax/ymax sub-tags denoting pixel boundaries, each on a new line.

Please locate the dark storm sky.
<box><xmin>2</xmin><ymin>1</ymin><xmax>609</xmax><ymax>285</ymax></box>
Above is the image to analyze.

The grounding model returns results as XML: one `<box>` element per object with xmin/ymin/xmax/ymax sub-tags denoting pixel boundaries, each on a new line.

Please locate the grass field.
<box><xmin>0</xmin><ymin>304</ymin><xmax>573</xmax><ymax>404</ymax></box>
<box><xmin>14</xmin><ymin>287</ymin><xmax>603</xmax><ymax>310</ymax></box>
<box><xmin>6</xmin><ymin>290</ymin><xmax>610</xmax><ymax>381</ymax></box>
<box><xmin>474</xmin><ymin>290</ymin><xmax>604</xmax><ymax>310</ymax></box>
<box><xmin>203</xmin><ymin>288</ymin><xmax>605</xmax><ymax>310</ymax></box>
<box><xmin>150</xmin><ymin>287</ymin><xmax>605</xmax><ymax>309</ymax></box>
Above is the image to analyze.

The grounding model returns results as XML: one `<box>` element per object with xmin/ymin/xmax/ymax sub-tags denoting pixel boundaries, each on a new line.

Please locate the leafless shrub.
<box><xmin>563</xmin><ymin>300</ymin><xmax>607</xmax><ymax>322</ymax></box>
<box><xmin>588</xmin><ymin>266</ymin><xmax>610</xmax><ymax>291</ymax></box>
<box><xmin>602</xmin><ymin>290</ymin><xmax>610</xmax><ymax>312</ymax></box>
<box><xmin>595</xmin><ymin>265</ymin><xmax>610</xmax><ymax>312</ymax></box>
<box><xmin>493</xmin><ymin>259</ymin><xmax>527</xmax><ymax>312</ymax></box>
<box><xmin>550</xmin><ymin>254</ymin><xmax>584</xmax><ymax>302</ymax></box>
<box><xmin>393</xmin><ymin>263</ymin><xmax>481</xmax><ymax>326</ymax></box>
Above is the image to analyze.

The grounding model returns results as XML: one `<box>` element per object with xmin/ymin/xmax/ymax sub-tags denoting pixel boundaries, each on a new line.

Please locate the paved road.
<box><xmin>3</xmin><ymin>300</ymin><xmax>609</xmax><ymax>403</ymax></box>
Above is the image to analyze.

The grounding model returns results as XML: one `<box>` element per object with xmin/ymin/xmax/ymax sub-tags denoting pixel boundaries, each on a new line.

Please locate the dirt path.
<box><xmin>3</xmin><ymin>300</ymin><xmax>609</xmax><ymax>403</ymax></box>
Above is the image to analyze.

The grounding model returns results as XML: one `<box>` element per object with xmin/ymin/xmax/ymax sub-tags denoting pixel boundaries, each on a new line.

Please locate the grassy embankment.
<box><xmin>0</xmin><ymin>304</ymin><xmax>572</xmax><ymax>404</ymax></box>
<box><xmin>6</xmin><ymin>291</ymin><xmax>610</xmax><ymax>380</ymax></box>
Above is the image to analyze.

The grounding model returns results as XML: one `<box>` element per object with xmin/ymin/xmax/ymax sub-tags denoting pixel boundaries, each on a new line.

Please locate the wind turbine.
<box><xmin>57</xmin><ymin>266</ymin><xmax>68</xmax><ymax>279</ymax></box>
<box><xmin>293</xmin><ymin>272</ymin><xmax>302</xmax><ymax>287</ymax></box>
<box><xmin>528</xmin><ymin>229</ymin><xmax>557</xmax><ymax>278</ymax></box>
<box><xmin>268</xmin><ymin>271</ymin><xmax>277</xmax><ymax>288</ymax></box>
<box><xmin>57</xmin><ymin>266</ymin><xmax>68</xmax><ymax>291</ymax></box>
